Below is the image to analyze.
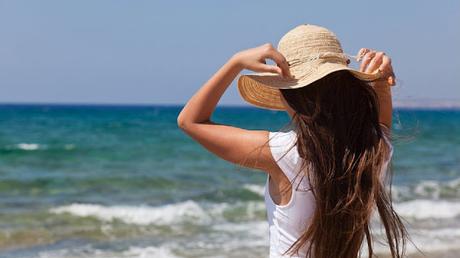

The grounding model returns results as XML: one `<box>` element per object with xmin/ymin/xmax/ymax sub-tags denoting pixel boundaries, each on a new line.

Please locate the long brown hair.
<box><xmin>279</xmin><ymin>70</ymin><xmax>409</xmax><ymax>258</ymax></box>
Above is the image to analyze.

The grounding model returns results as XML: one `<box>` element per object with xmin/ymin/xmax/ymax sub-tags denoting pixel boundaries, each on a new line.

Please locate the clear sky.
<box><xmin>1</xmin><ymin>0</ymin><xmax>459</xmax><ymax>105</ymax></box>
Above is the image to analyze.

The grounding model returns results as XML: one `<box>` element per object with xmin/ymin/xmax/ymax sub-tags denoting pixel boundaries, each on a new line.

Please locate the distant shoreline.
<box><xmin>393</xmin><ymin>99</ymin><xmax>460</xmax><ymax>109</ymax></box>
<box><xmin>0</xmin><ymin>100</ymin><xmax>459</xmax><ymax>110</ymax></box>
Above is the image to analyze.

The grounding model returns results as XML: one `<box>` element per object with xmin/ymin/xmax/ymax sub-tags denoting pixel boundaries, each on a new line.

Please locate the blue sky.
<box><xmin>0</xmin><ymin>0</ymin><xmax>459</xmax><ymax>105</ymax></box>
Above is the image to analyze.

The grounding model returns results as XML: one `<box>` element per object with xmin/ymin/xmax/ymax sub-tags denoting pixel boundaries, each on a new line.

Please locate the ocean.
<box><xmin>0</xmin><ymin>105</ymin><xmax>459</xmax><ymax>258</ymax></box>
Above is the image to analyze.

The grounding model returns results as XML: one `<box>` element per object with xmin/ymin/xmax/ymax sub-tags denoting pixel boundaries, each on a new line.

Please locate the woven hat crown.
<box><xmin>237</xmin><ymin>23</ymin><xmax>381</xmax><ymax>111</ymax></box>
<box><xmin>277</xmin><ymin>24</ymin><xmax>349</xmax><ymax>78</ymax></box>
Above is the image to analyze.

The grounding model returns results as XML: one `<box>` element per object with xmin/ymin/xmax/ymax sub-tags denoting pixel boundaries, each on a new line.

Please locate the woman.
<box><xmin>177</xmin><ymin>24</ymin><xmax>408</xmax><ymax>258</ymax></box>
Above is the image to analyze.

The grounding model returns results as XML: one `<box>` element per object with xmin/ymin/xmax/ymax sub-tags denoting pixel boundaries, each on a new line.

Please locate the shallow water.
<box><xmin>0</xmin><ymin>105</ymin><xmax>459</xmax><ymax>257</ymax></box>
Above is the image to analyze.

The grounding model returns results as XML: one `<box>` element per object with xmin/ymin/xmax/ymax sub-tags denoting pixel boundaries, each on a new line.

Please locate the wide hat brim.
<box><xmin>237</xmin><ymin>62</ymin><xmax>381</xmax><ymax>111</ymax></box>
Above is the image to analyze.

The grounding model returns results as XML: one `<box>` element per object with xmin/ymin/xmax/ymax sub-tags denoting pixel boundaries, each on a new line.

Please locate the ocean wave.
<box><xmin>3</xmin><ymin>143</ymin><xmax>76</xmax><ymax>151</ymax></box>
<box><xmin>244</xmin><ymin>184</ymin><xmax>460</xmax><ymax>220</ymax></box>
<box><xmin>27</xmin><ymin>226</ymin><xmax>460</xmax><ymax>257</ymax></box>
<box><xmin>50</xmin><ymin>201</ymin><xmax>213</xmax><ymax>225</ymax></box>
<box><xmin>49</xmin><ymin>200</ymin><xmax>265</xmax><ymax>226</ymax></box>
<box><xmin>366</xmin><ymin>227</ymin><xmax>460</xmax><ymax>256</ymax></box>
<box><xmin>122</xmin><ymin>246</ymin><xmax>180</xmax><ymax>258</ymax></box>
<box><xmin>393</xmin><ymin>227</ymin><xmax>460</xmax><ymax>255</ymax></box>
<box><xmin>243</xmin><ymin>184</ymin><xmax>265</xmax><ymax>197</ymax></box>
<box><xmin>21</xmin><ymin>201</ymin><xmax>460</xmax><ymax>257</ymax></box>
<box><xmin>243</xmin><ymin>182</ymin><xmax>460</xmax><ymax>221</ymax></box>
<box><xmin>50</xmin><ymin>199</ymin><xmax>460</xmax><ymax>228</ymax></box>
<box><xmin>35</xmin><ymin>245</ymin><xmax>181</xmax><ymax>258</ymax></box>
<box><xmin>392</xmin><ymin>177</ymin><xmax>460</xmax><ymax>201</ymax></box>
<box><xmin>212</xmin><ymin>221</ymin><xmax>268</xmax><ymax>240</ymax></box>
<box><xmin>393</xmin><ymin>199</ymin><xmax>460</xmax><ymax>220</ymax></box>
<box><xmin>11</xmin><ymin>143</ymin><xmax>44</xmax><ymax>151</ymax></box>
<box><xmin>245</xmin><ymin>177</ymin><xmax>460</xmax><ymax>202</ymax></box>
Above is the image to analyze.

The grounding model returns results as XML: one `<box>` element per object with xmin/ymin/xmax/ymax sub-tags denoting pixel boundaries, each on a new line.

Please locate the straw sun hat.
<box><xmin>237</xmin><ymin>24</ymin><xmax>383</xmax><ymax>111</ymax></box>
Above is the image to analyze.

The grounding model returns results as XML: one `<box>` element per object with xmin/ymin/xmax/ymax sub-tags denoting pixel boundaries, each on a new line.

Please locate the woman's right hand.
<box><xmin>357</xmin><ymin>48</ymin><xmax>394</xmax><ymax>129</ymax></box>
<box><xmin>356</xmin><ymin>48</ymin><xmax>396</xmax><ymax>86</ymax></box>
<box><xmin>232</xmin><ymin>43</ymin><xmax>293</xmax><ymax>78</ymax></box>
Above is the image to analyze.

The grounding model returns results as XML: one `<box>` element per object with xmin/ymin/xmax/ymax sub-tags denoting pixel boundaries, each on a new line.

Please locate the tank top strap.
<box><xmin>268</xmin><ymin>130</ymin><xmax>304</xmax><ymax>187</ymax></box>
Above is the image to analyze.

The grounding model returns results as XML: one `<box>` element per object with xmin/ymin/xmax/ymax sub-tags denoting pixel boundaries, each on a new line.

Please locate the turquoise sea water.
<box><xmin>0</xmin><ymin>105</ymin><xmax>459</xmax><ymax>257</ymax></box>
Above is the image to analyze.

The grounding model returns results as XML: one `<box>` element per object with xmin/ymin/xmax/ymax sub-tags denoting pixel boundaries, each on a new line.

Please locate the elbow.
<box><xmin>176</xmin><ymin>112</ymin><xmax>187</xmax><ymax>130</ymax></box>
<box><xmin>177</xmin><ymin>110</ymin><xmax>209</xmax><ymax>132</ymax></box>
<box><xmin>176</xmin><ymin>112</ymin><xmax>193</xmax><ymax>132</ymax></box>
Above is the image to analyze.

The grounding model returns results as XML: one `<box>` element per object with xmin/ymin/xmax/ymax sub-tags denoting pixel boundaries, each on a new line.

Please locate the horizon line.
<box><xmin>0</xmin><ymin>101</ymin><xmax>459</xmax><ymax>110</ymax></box>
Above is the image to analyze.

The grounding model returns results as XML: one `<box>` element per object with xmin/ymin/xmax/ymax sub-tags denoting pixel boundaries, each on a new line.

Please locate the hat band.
<box><xmin>287</xmin><ymin>52</ymin><xmax>349</xmax><ymax>68</ymax></box>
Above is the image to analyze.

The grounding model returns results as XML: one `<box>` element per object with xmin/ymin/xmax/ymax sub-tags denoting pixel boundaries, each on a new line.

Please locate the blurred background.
<box><xmin>0</xmin><ymin>1</ymin><xmax>459</xmax><ymax>257</ymax></box>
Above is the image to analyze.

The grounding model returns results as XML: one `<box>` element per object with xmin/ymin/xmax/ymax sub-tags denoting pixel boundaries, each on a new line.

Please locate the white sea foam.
<box><xmin>394</xmin><ymin>199</ymin><xmax>460</xmax><ymax>220</ymax></box>
<box><xmin>122</xmin><ymin>246</ymin><xmax>181</xmax><ymax>258</ymax></box>
<box><xmin>243</xmin><ymin>184</ymin><xmax>265</xmax><ymax>196</ymax></box>
<box><xmin>396</xmin><ymin>227</ymin><xmax>460</xmax><ymax>255</ymax></box>
<box><xmin>51</xmin><ymin>196</ymin><xmax>460</xmax><ymax>226</ymax></box>
<box><xmin>419</xmin><ymin>227</ymin><xmax>460</xmax><ymax>238</ymax></box>
<box><xmin>50</xmin><ymin>200</ymin><xmax>213</xmax><ymax>225</ymax></box>
<box><xmin>412</xmin><ymin>178</ymin><xmax>460</xmax><ymax>199</ymax></box>
<box><xmin>15</xmin><ymin>143</ymin><xmax>42</xmax><ymax>151</ymax></box>
<box><xmin>37</xmin><ymin>245</ymin><xmax>181</xmax><ymax>258</ymax></box>
<box><xmin>5</xmin><ymin>143</ymin><xmax>77</xmax><ymax>151</ymax></box>
<box><xmin>48</xmin><ymin>195</ymin><xmax>460</xmax><ymax>256</ymax></box>
<box><xmin>392</xmin><ymin>177</ymin><xmax>460</xmax><ymax>201</ymax></box>
<box><xmin>212</xmin><ymin>220</ymin><xmax>268</xmax><ymax>244</ymax></box>
<box><xmin>50</xmin><ymin>200</ymin><xmax>266</xmax><ymax>226</ymax></box>
<box><xmin>245</xmin><ymin>178</ymin><xmax>460</xmax><ymax>202</ymax></box>
<box><xmin>365</xmin><ymin>231</ymin><xmax>460</xmax><ymax>256</ymax></box>
<box><xmin>41</xmin><ymin>199</ymin><xmax>460</xmax><ymax>257</ymax></box>
<box><xmin>33</xmin><ymin>225</ymin><xmax>460</xmax><ymax>258</ymax></box>
<box><xmin>361</xmin><ymin>223</ymin><xmax>460</xmax><ymax>255</ymax></box>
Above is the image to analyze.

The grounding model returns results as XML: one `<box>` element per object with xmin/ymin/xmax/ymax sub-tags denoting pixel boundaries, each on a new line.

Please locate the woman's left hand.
<box><xmin>356</xmin><ymin>48</ymin><xmax>396</xmax><ymax>86</ymax></box>
<box><xmin>232</xmin><ymin>43</ymin><xmax>293</xmax><ymax>78</ymax></box>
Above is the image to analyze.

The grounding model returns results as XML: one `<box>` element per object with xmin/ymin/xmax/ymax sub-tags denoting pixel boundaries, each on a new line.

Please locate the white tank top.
<box><xmin>265</xmin><ymin>128</ymin><xmax>393</xmax><ymax>258</ymax></box>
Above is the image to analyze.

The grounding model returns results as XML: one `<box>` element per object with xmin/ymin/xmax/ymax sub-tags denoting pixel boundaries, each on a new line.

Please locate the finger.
<box><xmin>265</xmin><ymin>50</ymin><xmax>292</xmax><ymax>78</ymax></box>
<box><xmin>257</xmin><ymin>63</ymin><xmax>283</xmax><ymax>75</ymax></box>
<box><xmin>356</xmin><ymin>48</ymin><xmax>370</xmax><ymax>61</ymax></box>
<box><xmin>378</xmin><ymin>55</ymin><xmax>392</xmax><ymax>75</ymax></box>
<box><xmin>364</xmin><ymin>52</ymin><xmax>384</xmax><ymax>74</ymax></box>
<box><xmin>359</xmin><ymin>51</ymin><xmax>376</xmax><ymax>72</ymax></box>
<box><xmin>277</xmin><ymin>63</ymin><xmax>293</xmax><ymax>78</ymax></box>
<box><xmin>378</xmin><ymin>55</ymin><xmax>396</xmax><ymax>85</ymax></box>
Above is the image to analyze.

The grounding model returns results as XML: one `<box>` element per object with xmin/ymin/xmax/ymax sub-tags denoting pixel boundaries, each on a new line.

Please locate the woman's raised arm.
<box><xmin>177</xmin><ymin>44</ymin><xmax>291</xmax><ymax>171</ymax></box>
<box><xmin>357</xmin><ymin>49</ymin><xmax>394</xmax><ymax>130</ymax></box>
